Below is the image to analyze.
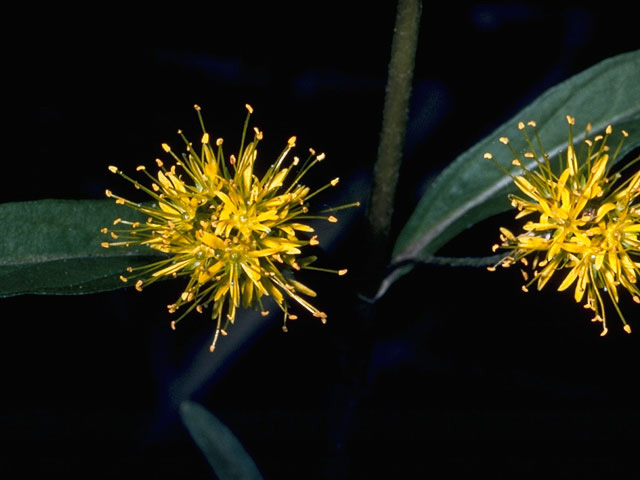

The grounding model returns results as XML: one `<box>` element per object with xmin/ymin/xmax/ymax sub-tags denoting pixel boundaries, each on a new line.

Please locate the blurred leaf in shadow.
<box><xmin>180</xmin><ymin>401</ymin><xmax>263</xmax><ymax>480</ymax></box>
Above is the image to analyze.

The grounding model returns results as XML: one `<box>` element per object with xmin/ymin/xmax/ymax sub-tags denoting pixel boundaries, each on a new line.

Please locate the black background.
<box><xmin>5</xmin><ymin>3</ymin><xmax>640</xmax><ymax>478</ymax></box>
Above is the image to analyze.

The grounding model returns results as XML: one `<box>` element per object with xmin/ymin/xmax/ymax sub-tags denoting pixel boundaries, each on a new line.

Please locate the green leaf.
<box><xmin>0</xmin><ymin>199</ymin><xmax>164</xmax><ymax>296</ymax></box>
<box><xmin>180</xmin><ymin>401</ymin><xmax>264</xmax><ymax>480</ymax></box>
<box><xmin>380</xmin><ymin>49</ymin><xmax>640</xmax><ymax>298</ymax></box>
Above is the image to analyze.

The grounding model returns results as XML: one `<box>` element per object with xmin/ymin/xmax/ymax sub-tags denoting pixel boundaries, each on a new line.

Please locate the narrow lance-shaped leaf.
<box><xmin>0</xmin><ymin>199</ymin><xmax>165</xmax><ymax>296</ymax></box>
<box><xmin>378</xmin><ymin>49</ymin><xmax>640</xmax><ymax>298</ymax></box>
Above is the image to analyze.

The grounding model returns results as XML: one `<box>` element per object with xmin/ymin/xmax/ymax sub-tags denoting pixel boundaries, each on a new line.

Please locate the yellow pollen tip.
<box><xmin>246</xmin><ymin>104</ymin><xmax>254</xmax><ymax>114</ymax></box>
<box><xmin>317</xmin><ymin>153</ymin><xmax>326</xmax><ymax>161</ymax></box>
<box><xmin>136</xmin><ymin>165</ymin><xmax>146</xmax><ymax>171</ymax></box>
<box><xmin>338</xmin><ymin>269</ymin><xmax>348</xmax><ymax>276</ymax></box>
<box><xmin>633</xmin><ymin>296</ymin><xmax>640</xmax><ymax>304</ymax></box>
<box><xmin>201</xmin><ymin>133</ymin><xmax>210</xmax><ymax>144</ymax></box>
<box><xmin>624</xmin><ymin>325</ymin><xmax>632</xmax><ymax>334</ymax></box>
<box><xmin>171</xmin><ymin>321</ymin><xmax>176</xmax><ymax>330</ymax></box>
<box><xmin>331</xmin><ymin>177</ymin><xmax>340</xmax><ymax>186</ymax></box>
<box><xmin>566</xmin><ymin>115</ymin><xmax>575</xmax><ymax>125</ymax></box>
<box><xmin>328</xmin><ymin>216</ymin><xmax>338</xmax><ymax>223</ymax></box>
<box><xmin>499</xmin><ymin>137</ymin><xmax>509</xmax><ymax>144</ymax></box>
<box><xmin>288</xmin><ymin>136</ymin><xmax>296</xmax><ymax>147</ymax></box>
<box><xmin>119</xmin><ymin>275</ymin><xmax>128</xmax><ymax>283</ymax></box>
<box><xmin>527</xmin><ymin>121</ymin><xmax>536</xmax><ymax>127</ymax></box>
<box><xmin>512</xmin><ymin>159</ymin><xmax>521</xmax><ymax>166</ymax></box>
<box><xmin>115</xmin><ymin>198</ymin><xmax>125</xmax><ymax>205</ymax></box>
<box><xmin>309</xmin><ymin>235</ymin><xmax>319</xmax><ymax>246</ymax></box>
<box><xmin>288</xmin><ymin>314</ymin><xmax>298</xmax><ymax>320</ymax></box>
<box><xmin>261</xmin><ymin>311</ymin><xmax>270</xmax><ymax>317</ymax></box>
<box><xmin>600</xmin><ymin>327</ymin><xmax>608</xmax><ymax>337</ymax></box>
<box><xmin>101</xmin><ymin>242</ymin><xmax>110</xmax><ymax>248</ymax></box>
<box><xmin>486</xmin><ymin>266</ymin><xmax>496</xmax><ymax>272</ymax></box>
<box><xmin>605</xmin><ymin>125</ymin><xmax>613</xmax><ymax>135</ymax></box>
<box><xmin>209</xmin><ymin>344</ymin><xmax>216</xmax><ymax>352</ymax></box>
<box><xmin>105</xmin><ymin>189</ymin><xmax>113</xmax><ymax>198</ymax></box>
<box><xmin>100</xmin><ymin>227</ymin><xmax>108</xmax><ymax>234</ymax></box>
<box><xmin>216</xmin><ymin>138</ymin><xmax>223</xmax><ymax>146</ymax></box>
<box><xmin>155</xmin><ymin>159</ymin><xmax>164</xmax><ymax>167</ymax></box>
<box><xmin>521</xmin><ymin>285</ymin><xmax>529</xmax><ymax>293</ymax></box>
<box><xmin>622</xmin><ymin>130</ymin><xmax>629</xmax><ymax>137</ymax></box>
<box><xmin>483</xmin><ymin>153</ymin><xmax>493</xmax><ymax>159</ymax></box>
<box><xmin>108</xmin><ymin>166</ymin><xmax>118</xmax><ymax>173</ymax></box>
<box><xmin>135</xmin><ymin>280</ymin><xmax>143</xmax><ymax>292</ymax></box>
<box><xmin>518</xmin><ymin>122</ymin><xmax>525</xmax><ymax>130</ymax></box>
<box><xmin>194</xmin><ymin>104</ymin><xmax>201</xmax><ymax>111</ymax></box>
<box><xmin>113</xmin><ymin>218</ymin><xmax>122</xmax><ymax>225</ymax></box>
<box><xmin>162</xmin><ymin>143</ymin><xmax>171</xmax><ymax>153</ymax></box>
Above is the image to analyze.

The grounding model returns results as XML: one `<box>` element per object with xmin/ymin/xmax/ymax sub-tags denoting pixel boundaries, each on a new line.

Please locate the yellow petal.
<box><xmin>558</xmin><ymin>264</ymin><xmax>580</xmax><ymax>291</ymax></box>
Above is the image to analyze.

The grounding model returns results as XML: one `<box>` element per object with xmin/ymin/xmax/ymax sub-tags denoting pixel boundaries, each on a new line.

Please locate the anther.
<box><xmin>201</xmin><ymin>132</ymin><xmax>209</xmax><ymax>144</ymax></box>
<box><xmin>288</xmin><ymin>314</ymin><xmax>298</xmax><ymax>320</ymax></box>
<box><xmin>328</xmin><ymin>216</ymin><xmax>338</xmax><ymax>223</ymax></box>
<box><xmin>246</xmin><ymin>104</ymin><xmax>254</xmax><ymax>114</ymax></box>
<box><xmin>605</xmin><ymin>125</ymin><xmax>612</xmax><ymax>135</ymax></box>
<box><xmin>108</xmin><ymin>166</ymin><xmax>118</xmax><ymax>173</ymax></box>
<box><xmin>527</xmin><ymin>121</ymin><xmax>536</xmax><ymax>127</ymax></box>
<box><xmin>116</xmin><ymin>198</ymin><xmax>125</xmax><ymax>205</ymax></box>
<box><xmin>261</xmin><ymin>311</ymin><xmax>270</xmax><ymax>316</ymax></box>
<box><xmin>600</xmin><ymin>327</ymin><xmax>608</xmax><ymax>337</ymax></box>
<box><xmin>624</xmin><ymin>325</ymin><xmax>632</xmax><ymax>334</ymax></box>
<box><xmin>170</xmin><ymin>320</ymin><xmax>176</xmax><ymax>330</ymax></box>
<box><xmin>288</xmin><ymin>136</ymin><xmax>296</xmax><ymax>147</ymax></box>
<box><xmin>119</xmin><ymin>275</ymin><xmax>128</xmax><ymax>283</ymax></box>
<box><xmin>100</xmin><ymin>227</ymin><xmax>108</xmax><ymax>234</ymax></box>
<box><xmin>216</xmin><ymin>138</ymin><xmax>223</xmax><ymax>146</ymax></box>
<box><xmin>622</xmin><ymin>130</ymin><xmax>629</xmax><ymax>137</ymax></box>
<box><xmin>155</xmin><ymin>159</ymin><xmax>164</xmax><ymax>167</ymax></box>
<box><xmin>521</xmin><ymin>285</ymin><xmax>529</xmax><ymax>293</ymax></box>
<box><xmin>499</xmin><ymin>137</ymin><xmax>509</xmax><ymax>144</ymax></box>
<box><xmin>317</xmin><ymin>153</ymin><xmax>326</xmax><ymax>161</ymax></box>
<box><xmin>105</xmin><ymin>189</ymin><xmax>113</xmax><ymax>198</ymax></box>
<box><xmin>330</xmin><ymin>177</ymin><xmax>340</xmax><ymax>186</ymax></box>
<box><xmin>309</xmin><ymin>235</ymin><xmax>319</xmax><ymax>246</ymax></box>
<box><xmin>194</xmin><ymin>104</ymin><xmax>201</xmax><ymax>111</ymax></box>
<box><xmin>483</xmin><ymin>153</ymin><xmax>493</xmax><ymax>159</ymax></box>
<box><xmin>101</xmin><ymin>242</ymin><xmax>110</xmax><ymax>248</ymax></box>
<box><xmin>338</xmin><ymin>269</ymin><xmax>348</xmax><ymax>276</ymax></box>
<box><xmin>518</xmin><ymin>122</ymin><xmax>525</xmax><ymax>130</ymax></box>
<box><xmin>162</xmin><ymin>143</ymin><xmax>171</xmax><ymax>153</ymax></box>
<box><xmin>566</xmin><ymin>115</ymin><xmax>575</xmax><ymax>125</ymax></box>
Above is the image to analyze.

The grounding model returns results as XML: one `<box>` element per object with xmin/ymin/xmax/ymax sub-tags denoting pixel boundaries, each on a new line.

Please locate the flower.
<box><xmin>102</xmin><ymin>104</ymin><xmax>358</xmax><ymax>351</ymax></box>
<box><xmin>486</xmin><ymin>116</ymin><xmax>639</xmax><ymax>335</ymax></box>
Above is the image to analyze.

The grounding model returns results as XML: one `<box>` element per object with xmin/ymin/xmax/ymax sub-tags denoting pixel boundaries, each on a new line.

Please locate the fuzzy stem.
<box><xmin>367</xmin><ymin>0</ymin><xmax>422</xmax><ymax>276</ymax></box>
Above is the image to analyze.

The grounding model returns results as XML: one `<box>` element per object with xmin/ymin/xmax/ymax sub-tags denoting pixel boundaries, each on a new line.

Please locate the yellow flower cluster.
<box><xmin>486</xmin><ymin>116</ymin><xmax>639</xmax><ymax>335</ymax></box>
<box><xmin>101</xmin><ymin>105</ymin><xmax>357</xmax><ymax>351</ymax></box>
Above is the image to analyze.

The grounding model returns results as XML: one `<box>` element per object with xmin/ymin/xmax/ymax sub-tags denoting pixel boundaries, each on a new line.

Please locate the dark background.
<box><xmin>5</xmin><ymin>3</ymin><xmax>640</xmax><ymax>478</ymax></box>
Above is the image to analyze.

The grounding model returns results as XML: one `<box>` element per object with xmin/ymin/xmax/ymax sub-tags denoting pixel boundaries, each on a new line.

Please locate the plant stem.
<box><xmin>367</xmin><ymin>0</ymin><xmax>422</xmax><ymax>280</ymax></box>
